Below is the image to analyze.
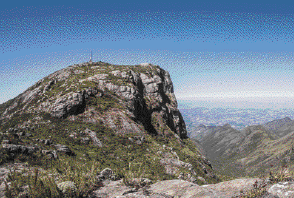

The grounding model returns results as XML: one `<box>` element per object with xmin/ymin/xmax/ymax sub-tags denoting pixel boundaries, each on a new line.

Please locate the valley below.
<box><xmin>187</xmin><ymin>113</ymin><xmax>294</xmax><ymax>182</ymax></box>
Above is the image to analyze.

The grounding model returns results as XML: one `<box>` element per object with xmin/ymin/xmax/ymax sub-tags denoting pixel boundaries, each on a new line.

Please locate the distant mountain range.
<box><xmin>179</xmin><ymin>107</ymin><xmax>294</xmax><ymax>135</ymax></box>
<box><xmin>189</xmin><ymin>116</ymin><xmax>294</xmax><ymax>179</ymax></box>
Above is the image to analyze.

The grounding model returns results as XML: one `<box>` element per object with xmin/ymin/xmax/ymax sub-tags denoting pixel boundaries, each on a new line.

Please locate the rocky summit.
<box><xmin>1</xmin><ymin>62</ymin><xmax>187</xmax><ymax>139</ymax></box>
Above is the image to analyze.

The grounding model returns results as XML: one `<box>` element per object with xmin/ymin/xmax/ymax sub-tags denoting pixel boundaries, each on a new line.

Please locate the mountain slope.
<box><xmin>262</xmin><ymin>117</ymin><xmax>294</xmax><ymax>139</ymax></box>
<box><xmin>192</xmin><ymin>119</ymin><xmax>294</xmax><ymax>179</ymax></box>
<box><xmin>0</xmin><ymin>61</ymin><xmax>221</xmax><ymax>197</ymax></box>
<box><xmin>188</xmin><ymin>124</ymin><xmax>217</xmax><ymax>141</ymax></box>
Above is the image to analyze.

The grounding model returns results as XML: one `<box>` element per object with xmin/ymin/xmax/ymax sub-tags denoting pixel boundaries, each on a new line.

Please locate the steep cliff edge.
<box><xmin>0</xmin><ymin>61</ymin><xmax>221</xmax><ymax>197</ymax></box>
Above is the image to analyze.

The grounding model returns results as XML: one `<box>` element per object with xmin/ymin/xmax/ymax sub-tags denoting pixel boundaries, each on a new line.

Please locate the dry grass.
<box><xmin>234</xmin><ymin>163</ymin><xmax>293</xmax><ymax>198</ymax></box>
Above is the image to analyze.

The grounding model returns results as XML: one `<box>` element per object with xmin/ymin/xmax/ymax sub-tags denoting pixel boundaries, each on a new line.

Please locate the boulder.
<box><xmin>90</xmin><ymin>179</ymin><xmax>135</xmax><ymax>198</ymax></box>
<box><xmin>128</xmin><ymin>136</ymin><xmax>145</xmax><ymax>145</ymax></box>
<box><xmin>54</xmin><ymin>144</ymin><xmax>75</xmax><ymax>156</ymax></box>
<box><xmin>157</xmin><ymin>150</ymin><xmax>200</xmax><ymax>180</ymax></box>
<box><xmin>84</xmin><ymin>128</ymin><xmax>103</xmax><ymax>147</ymax></box>
<box><xmin>99</xmin><ymin>168</ymin><xmax>114</xmax><ymax>180</ymax></box>
<box><xmin>44</xmin><ymin>139</ymin><xmax>52</xmax><ymax>145</ymax></box>
<box><xmin>80</xmin><ymin>137</ymin><xmax>91</xmax><ymax>144</ymax></box>
<box><xmin>267</xmin><ymin>181</ymin><xmax>294</xmax><ymax>198</ymax></box>
<box><xmin>148</xmin><ymin>178</ymin><xmax>267</xmax><ymax>198</ymax></box>
<box><xmin>197</xmin><ymin>176</ymin><xmax>207</xmax><ymax>184</ymax></box>
<box><xmin>2</xmin><ymin>144</ymin><xmax>39</xmax><ymax>155</ymax></box>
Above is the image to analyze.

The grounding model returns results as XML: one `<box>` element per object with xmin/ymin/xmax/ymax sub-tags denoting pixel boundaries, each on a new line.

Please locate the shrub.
<box><xmin>4</xmin><ymin>157</ymin><xmax>103</xmax><ymax>198</ymax></box>
<box><xmin>57</xmin><ymin>181</ymin><xmax>77</xmax><ymax>197</ymax></box>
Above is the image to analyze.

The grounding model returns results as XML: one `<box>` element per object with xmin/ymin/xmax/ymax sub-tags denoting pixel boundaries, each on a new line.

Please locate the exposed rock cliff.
<box><xmin>1</xmin><ymin>62</ymin><xmax>187</xmax><ymax>139</ymax></box>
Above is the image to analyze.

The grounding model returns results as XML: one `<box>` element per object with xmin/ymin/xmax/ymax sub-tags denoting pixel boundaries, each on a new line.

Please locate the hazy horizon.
<box><xmin>2</xmin><ymin>0</ymin><xmax>294</xmax><ymax>110</ymax></box>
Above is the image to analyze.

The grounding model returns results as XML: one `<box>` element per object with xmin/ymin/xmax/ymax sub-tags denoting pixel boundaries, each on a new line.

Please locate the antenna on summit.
<box><xmin>89</xmin><ymin>51</ymin><xmax>93</xmax><ymax>64</ymax></box>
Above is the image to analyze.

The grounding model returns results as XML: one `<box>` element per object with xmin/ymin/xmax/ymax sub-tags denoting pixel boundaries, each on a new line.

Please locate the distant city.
<box><xmin>178</xmin><ymin>106</ymin><xmax>294</xmax><ymax>133</ymax></box>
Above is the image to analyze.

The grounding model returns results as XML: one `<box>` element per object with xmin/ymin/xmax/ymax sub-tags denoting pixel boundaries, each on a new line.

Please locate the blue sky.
<box><xmin>1</xmin><ymin>0</ymin><xmax>294</xmax><ymax>109</ymax></box>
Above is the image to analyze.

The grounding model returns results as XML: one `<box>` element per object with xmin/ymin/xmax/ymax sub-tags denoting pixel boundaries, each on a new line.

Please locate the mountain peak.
<box><xmin>283</xmin><ymin>116</ymin><xmax>292</xmax><ymax>121</ymax></box>
<box><xmin>0</xmin><ymin>61</ymin><xmax>188</xmax><ymax>139</ymax></box>
<box><xmin>222</xmin><ymin>123</ymin><xmax>232</xmax><ymax>128</ymax></box>
<box><xmin>263</xmin><ymin>116</ymin><xmax>293</xmax><ymax>132</ymax></box>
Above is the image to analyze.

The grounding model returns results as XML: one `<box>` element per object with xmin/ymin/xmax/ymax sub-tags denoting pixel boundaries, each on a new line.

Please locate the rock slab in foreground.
<box><xmin>91</xmin><ymin>178</ymin><xmax>283</xmax><ymax>198</ymax></box>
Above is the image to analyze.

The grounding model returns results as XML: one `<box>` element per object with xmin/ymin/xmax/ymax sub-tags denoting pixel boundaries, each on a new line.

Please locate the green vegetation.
<box><xmin>1</xmin><ymin>62</ymin><xmax>293</xmax><ymax>197</ymax></box>
<box><xmin>231</xmin><ymin>163</ymin><xmax>294</xmax><ymax>198</ymax></box>
<box><xmin>86</xmin><ymin>90</ymin><xmax>122</xmax><ymax>111</ymax></box>
<box><xmin>107</xmin><ymin>73</ymin><xmax>130</xmax><ymax>86</ymax></box>
<box><xmin>0</xmin><ymin>110</ymin><xmax>187</xmax><ymax>197</ymax></box>
<box><xmin>1</xmin><ymin>112</ymin><xmax>35</xmax><ymax>130</ymax></box>
<box><xmin>45</xmin><ymin>80</ymin><xmax>66</xmax><ymax>98</ymax></box>
<box><xmin>4</xmin><ymin>158</ymin><xmax>103</xmax><ymax>198</ymax></box>
<box><xmin>0</xmin><ymin>98</ymin><xmax>16</xmax><ymax>115</ymax></box>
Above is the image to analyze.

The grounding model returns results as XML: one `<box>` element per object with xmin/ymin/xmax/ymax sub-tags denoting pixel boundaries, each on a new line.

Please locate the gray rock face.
<box><xmin>85</xmin><ymin>66</ymin><xmax>187</xmax><ymax>138</ymax></box>
<box><xmin>49</xmin><ymin>87</ymin><xmax>103</xmax><ymax>119</ymax></box>
<box><xmin>51</xmin><ymin>91</ymin><xmax>85</xmax><ymax>118</ymax></box>
<box><xmin>267</xmin><ymin>181</ymin><xmax>294</xmax><ymax>198</ymax></box>
<box><xmin>43</xmin><ymin>80</ymin><xmax>56</xmax><ymax>93</ymax></box>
